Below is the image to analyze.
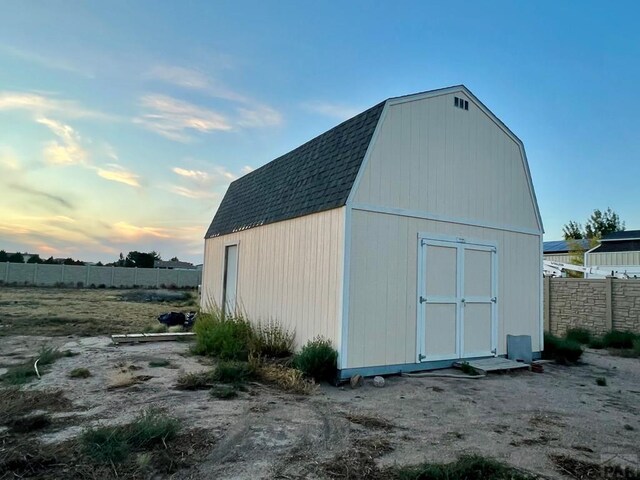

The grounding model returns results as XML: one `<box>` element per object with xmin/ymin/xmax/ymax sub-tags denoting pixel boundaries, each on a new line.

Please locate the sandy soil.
<box><xmin>1</xmin><ymin>333</ymin><xmax>638</xmax><ymax>479</ymax></box>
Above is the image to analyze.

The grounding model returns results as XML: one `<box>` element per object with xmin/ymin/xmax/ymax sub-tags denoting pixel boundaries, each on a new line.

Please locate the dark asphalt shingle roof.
<box><xmin>206</xmin><ymin>100</ymin><xmax>385</xmax><ymax>238</ymax></box>
<box><xmin>601</xmin><ymin>230</ymin><xmax>640</xmax><ymax>241</ymax></box>
<box><xmin>590</xmin><ymin>240</ymin><xmax>640</xmax><ymax>253</ymax></box>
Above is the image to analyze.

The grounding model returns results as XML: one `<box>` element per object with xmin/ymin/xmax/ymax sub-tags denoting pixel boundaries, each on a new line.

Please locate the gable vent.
<box><xmin>454</xmin><ymin>97</ymin><xmax>469</xmax><ymax>111</ymax></box>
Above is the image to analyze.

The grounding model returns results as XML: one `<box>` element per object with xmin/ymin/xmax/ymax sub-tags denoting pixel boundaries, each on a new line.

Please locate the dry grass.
<box><xmin>107</xmin><ymin>369</ymin><xmax>153</xmax><ymax>390</ymax></box>
<box><xmin>254</xmin><ymin>362</ymin><xmax>317</xmax><ymax>395</ymax></box>
<box><xmin>550</xmin><ymin>454</ymin><xmax>640</xmax><ymax>479</ymax></box>
<box><xmin>0</xmin><ymin>287</ymin><xmax>196</xmax><ymax>336</ymax></box>
<box><xmin>0</xmin><ymin>388</ymin><xmax>73</xmax><ymax>428</ymax></box>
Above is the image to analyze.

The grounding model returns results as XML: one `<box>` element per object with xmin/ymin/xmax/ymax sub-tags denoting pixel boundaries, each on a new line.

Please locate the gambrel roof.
<box><xmin>206</xmin><ymin>101</ymin><xmax>385</xmax><ymax>237</ymax></box>
<box><xmin>205</xmin><ymin>85</ymin><xmax>542</xmax><ymax>238</ymax></box>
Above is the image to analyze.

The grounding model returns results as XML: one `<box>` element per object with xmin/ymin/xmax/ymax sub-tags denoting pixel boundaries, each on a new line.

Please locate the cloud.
<box><xmin>36</xmin><ymin>117</ymin><xmax>88</xmax><ymax>165</ymax></box>
<box><xmin>169</xmin><ymin>164</ymin><xmax>243</xmax><ymax>199</ymax></box>
<box><xmin>302</xmin><ymin>101</ymin><xmax>362</xmax><ymax>120</ymax></box>
<box><xmin>111</xmin><ymin>221</ymin><xmax>171</xmax><ymax>241</ymax></box>
<box><xmin>0</xmin><ymin>45</ymin><xmax>94</xmax><ymax>78</ymax></box>
<box><xmin>95</xmin><ymin>164</ymin><xmax>141</xmax><ymax>187</ymax></box>
<box><xmin>145</xmin><ymin>65</ymin><xmax>248</xmax><ymax>103</ymax></box>
<box><xmin>33</xmin><ymin>118</ymin><xmax>141</xmax><ymax>187</ymax></box>
<box><xmin>9</xmin><ymin>183</ymin><xmax>74</xmax><ymax>210</ymax></box>
<box><xmin>0</xmin><ymin>149</ymin><xmax>21</xmax><ymax>171</ymax></box>
<box><xmin>241</xmin><ymin>165</ymin><xmax>254</xmax><ymax>175</ymax></box>
<box><xmin>0</xmin><ymin>91</ymin><xmax>117</xmax><ymax>121</ymax></box>
<box><xmin>236</xmin><ymin>104</ymin><xmax>283</xmax><ymax>128</ymax></box>
<box><xmin>135</xmin><ymin>94</ymin><xmax>232</xmax><ymax>141</ymax></box>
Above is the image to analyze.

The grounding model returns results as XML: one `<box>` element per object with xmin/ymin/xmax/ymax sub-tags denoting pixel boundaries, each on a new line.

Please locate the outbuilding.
<box><xmin>202</xmin><ymin>85</ymin><xmax>543</xmax><ymax>379</ymax></box>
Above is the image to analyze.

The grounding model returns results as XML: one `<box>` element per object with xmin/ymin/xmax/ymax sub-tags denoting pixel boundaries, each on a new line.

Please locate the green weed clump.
<box><xmin>394</xmin><ymin>454</ymin><xmax>535</xmax><ymax>480</ymax></box>
<box><xmin>210</xmin><ymin>385</ymin><xmax>238</xmax><ymax>399</ymax></box>
<box><xmin>251</xmin><ymin>319</ymin><xmax>295</xmax><ymax>358</ymax></box>
<box><xmin>1</xmin><ymin>346</ymin><xmax>77</xmax><ymax>385</ymax></box>
<box><xmin>80</xmin><ymin>409</ymin><xmax>180</xmax><ymax>463</ymax></box>
<box><xmin>212</xmin><ymin>360</ymin><xmax>255</xmax><ymax>384</ymax></box>
<box><xmin>602</xmin><ymin>330</ymin><xmax>637</xmax><ymax>349</ymax></box>
<box><xmin>293</xmin><ymin>336</ymin><xmax>338</xmax><ymax>382</ymax></box>
<box><xmin>192</xmin><ymin>311</ymin><xmax>253</xmax><ymax>360</ymax></box>
<box><xmin>565</xmin><ymin>328</ymin><xmax>592</xmax><ymax>345</ymax></box>
<box><xmin>175</xmin><ymin>370</ymin><xmax>215</xmax><ymax>390</ymax></box>
<box><xmin>543</xmin><ymin>333</ymin><xmax>583</xmax><ymax>364</ymax></box>
<box><xmin>69</xmin><ymin>368</ymin><xmax>91</xmax><ymax>378</ymax></box>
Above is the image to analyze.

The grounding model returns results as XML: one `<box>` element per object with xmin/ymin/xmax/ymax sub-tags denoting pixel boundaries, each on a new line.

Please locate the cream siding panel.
<box><xmin>201</xmin><ymin>207</ymin><xmax>345</xmax><ymax>349</ymax></box>
<box><xmin>585</xmin><ymin>251</ymin><xmax>640</xmax><ymax>268</ymax></box>
<box><xmin>353</xmin><ymin>93</ymin><xmax>539</xmax><ymax>232</ymax></box>
<box><xmin>347</xmin><ymin>210</ymin><xmax>541</xmax><ymax>369</ymax></box>
<box><xmin>543</xmin><ymin>253</ymin><xmax>574</xmax><ymax>264</ymax></box>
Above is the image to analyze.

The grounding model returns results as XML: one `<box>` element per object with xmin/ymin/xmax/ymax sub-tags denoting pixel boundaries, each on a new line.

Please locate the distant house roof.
<box><xmin>205</xmin><ymin>100</ymin><xmax>385</xmax><ymax>238</ymax></box>
<box><xmin>543</xmin><ymin>239</ymin><xmax>591</xmax><ymax>254</ymax></box>
<box><xmin>601</xmin><ymin>230</ymin><xmax>640</xmax><ymax>242</ymax></box>
<box><xmin>587</xmin><ymin>230</ymin><xmax>640</xmax><ymax>254</ymax></box>
<box><xmin>154</xmin><ymin>260</ymin><xmax>196</xmax><ymax>269</ymax></box>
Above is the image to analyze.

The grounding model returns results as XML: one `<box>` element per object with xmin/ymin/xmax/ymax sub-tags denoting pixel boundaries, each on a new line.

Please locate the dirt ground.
<box><xmin>1</xmin><ymin>288</ymin><xmax>639</xmax><ymax>479</ymax></box>
<box><xmin>0</xmin><ymin>286</ymin><xmax>197</xmax><ymax>336</ymax></box>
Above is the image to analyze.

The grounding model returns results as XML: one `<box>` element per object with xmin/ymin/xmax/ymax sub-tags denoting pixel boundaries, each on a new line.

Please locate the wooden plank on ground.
<box><xmin>111</xmin><ymin>332</ymin><xmax>195</xmax><ymax>344</ymax></box>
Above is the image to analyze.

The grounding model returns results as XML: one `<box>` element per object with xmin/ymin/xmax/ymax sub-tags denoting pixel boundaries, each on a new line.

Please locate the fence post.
<box><xmin>111</xmin><ymin>266</ymin><xmax>115</xmax><ymax>287</ymax></box>
<box><xmin>605</xmin><ymin>276</ymin><xmax>613</xmax><ymax>331</ymax></box>
<box><xmin>544</xmin><ymin>276</ymin><xmax>551</xmax><ymax>333</ymax></box>
<box><xmin>4</xmin><ymin>262</ymin><xmax>8</xmax><ymax>283</ymax></box>
<box><xmin>33</xmin><ymin>263</ymin><xmax>38</xmax><ymax>285</ymax></box>
<box><xmin>134</xmin><ymin>267</ymin><xmax>138</xmax><ymax>286</ymax></box>
<box><xmin>86</xmin><ymin>264</ymin><xmax>91</xmax><ymax>286</ymax></box>
<box><xmin>156</xmin><ymin>268</ymin><xmax>160</xmax><ymax>288</ymax></box>
<box><xmin>61</xmin><ymin>263</ymin><xmax>65</xmax><ymax>284</ymax></box>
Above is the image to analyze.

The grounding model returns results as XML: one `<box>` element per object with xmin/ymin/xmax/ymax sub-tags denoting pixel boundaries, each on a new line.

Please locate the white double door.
<box><xmin>417</xmin><ymin>236</ymin><xmax>497</xmax><ymax>362</ymax></box>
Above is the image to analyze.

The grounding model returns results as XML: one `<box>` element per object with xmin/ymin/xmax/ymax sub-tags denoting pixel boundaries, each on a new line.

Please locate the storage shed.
<box><xmin>202</xmin><ymin>85</ymin><xmax>544</xmax><ymax>379</ymax></box>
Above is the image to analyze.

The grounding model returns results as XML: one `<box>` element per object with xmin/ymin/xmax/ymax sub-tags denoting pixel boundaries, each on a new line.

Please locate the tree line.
<box><xmin>0</xmin><ymin>250</ymin><xmax>181</xmax><ymax>269</ymax></box>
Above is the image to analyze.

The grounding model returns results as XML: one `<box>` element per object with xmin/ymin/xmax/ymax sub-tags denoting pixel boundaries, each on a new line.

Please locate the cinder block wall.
<box><xmin>545</xmin><ymin>277</ymin><xmax>640</xmax><ymax>336</ymax></box>
<box><xmin>612</xmin><ymin>280</ymin><xmax>640</xmax><ymax>333</ymax></box>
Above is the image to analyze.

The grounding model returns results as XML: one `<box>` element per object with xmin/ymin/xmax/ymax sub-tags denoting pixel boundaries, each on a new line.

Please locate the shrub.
<box><xmin>192</xmin><ymin>311</ymin><xmax>253</xmax><ymax>360</ymax></box>
<box><xmin>250</xmin><ymin>319</ymin><xmax>295</xmax><ymax>358</ymax></box>
<box><xmin>565</xmin><ymin>328</ymin><xmax>592</xmax><ymax>344</ymax></box>
<box><xmin>602</xmin><ymin>331</ymin><xmax>637</xmax><ymax>349</ymax></box>
<box><xmin>293</xmin><ymin>336</ymin><xmax>338</xmax><ymax>382</ymax></box>
<box><xmin>69</xmin><ymin>368</ymin><xmax>91</xmax><ymax>378</ymax></box>
<box><xmin>595</xmin><ymin>377</ymin><xmax>607</xmax><ymax>386</ymax></box>
<box><xmin>212</xmin><ymin>361</ymin><xmax>255</xmax><ymax>384</ymax></box>
<box><xmin>543</xmin><ymin>333</ymin><xmax>583</xmax><ymax>364</ymax></box>
<box><xmin>588</xmin><ymin>337</ymin><xmax>606</xmax><ymax>349</ymax></box>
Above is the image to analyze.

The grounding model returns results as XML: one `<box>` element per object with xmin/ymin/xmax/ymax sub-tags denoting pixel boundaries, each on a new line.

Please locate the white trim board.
<box><xmin>352</xmin><ymin>203</ymin><xmax>542</xmax><ymax>236</ymax></box>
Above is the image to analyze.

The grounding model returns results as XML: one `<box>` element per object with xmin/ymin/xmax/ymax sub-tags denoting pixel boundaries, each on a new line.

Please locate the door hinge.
<box><xmin>418</xmin><ymin>353</ymin><xmax>426</xmax><ymax>361</ymax></box>
<box><xmin>491</xmin><ymin>297</ymin><xmax>497</xmax><ymax>303</ymax></box>
<box><xmin>419</xmin><ymin>296</ymin><xmax>427</xmax><ymax>304</ymax></box>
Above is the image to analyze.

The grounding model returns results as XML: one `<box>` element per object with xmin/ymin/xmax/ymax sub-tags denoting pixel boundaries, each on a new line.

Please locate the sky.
<box><xmin>1</xmin><ymin>1</ymin><xmax>639</xmax><ymax>264</ymax></box>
